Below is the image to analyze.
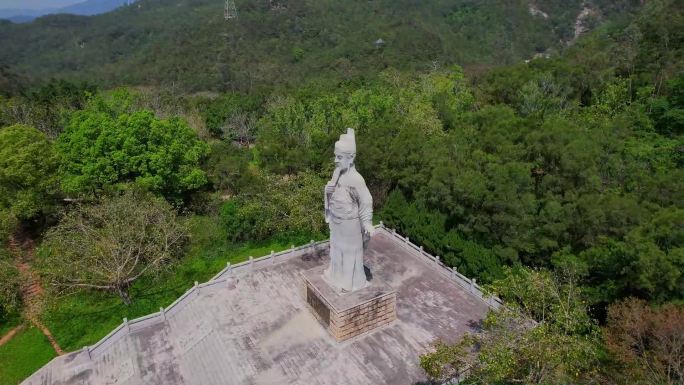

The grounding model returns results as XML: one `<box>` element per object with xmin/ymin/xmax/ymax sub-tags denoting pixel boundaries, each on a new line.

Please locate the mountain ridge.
<box><xmin>0</xmin><ymin>0</ymin><xmax>643</xmax><ymax>91</ymax></box>
<box><xmin>0</xmin><ymin>0</ymin><xmax>135</xmax><ymax>23</ymax></box>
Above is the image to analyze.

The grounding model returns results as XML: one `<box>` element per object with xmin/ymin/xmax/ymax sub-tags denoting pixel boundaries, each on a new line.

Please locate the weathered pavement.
<box><xmin>22</xmin><ymin>229</ymin><xmax>490</xmax><ymax>385</ymax></box>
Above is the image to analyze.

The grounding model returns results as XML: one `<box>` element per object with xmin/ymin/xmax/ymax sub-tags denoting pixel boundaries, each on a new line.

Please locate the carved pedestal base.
<box><xmin>301</xmin><ymin>265</ymin><xmax>396</xmax><ymax>342</ymax></box>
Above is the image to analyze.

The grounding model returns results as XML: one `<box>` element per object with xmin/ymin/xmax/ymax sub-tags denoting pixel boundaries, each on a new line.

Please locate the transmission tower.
<box><xmin>219</xmin><ymin>0</ymin><xmax>240</xmax><ymax>90</ymax></box>
<box><xmin>225</xmin><ymin>0</ymin><xmax>238</xmax><ymax>20</ymax></box>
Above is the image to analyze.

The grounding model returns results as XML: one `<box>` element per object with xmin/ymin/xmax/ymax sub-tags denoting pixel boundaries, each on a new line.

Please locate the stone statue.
<box><xmin>324</xmin><ymin>128</ymin><xmax>374</xmax><ymax>293</ymax></box>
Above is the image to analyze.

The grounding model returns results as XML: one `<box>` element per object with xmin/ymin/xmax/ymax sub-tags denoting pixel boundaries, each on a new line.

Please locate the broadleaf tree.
<box><xmin>420</xmin><ymin>267</ymin><xmax>603</xmax><ymax>384</ymax></box>
<box><xmin>604</xmin><ymin>298</ymin><xmax>683</xmax><ymax>385</ymax></box>
<box><xmin>0</xmin><ymin>250</ymin><xmax>21</xmax><ymax>322</ymax></box>
<box><xmin>56</xmin><ymin>92</ymin><xmax>209</xmax><ymax>202</ymax></box>
<box><xmin>39</xmin><ymin>191</ymin><xmax>187</xmax><ymax>305</ymax></box>
<box><xmin>0</xmin><ymin>124</ymin><xmax>60</xmax><ymax>241</ymax></box>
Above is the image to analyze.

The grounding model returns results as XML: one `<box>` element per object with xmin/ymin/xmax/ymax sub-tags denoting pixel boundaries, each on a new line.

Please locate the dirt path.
<box><xmin>6</xmin><ymin>234</ymin><xmax>64</xmax><ymax>355</ymax></box>
<box><xmin>0</xmin><ymin>323</ymin><xmax>25</xmax><ymax>347</ymax></box>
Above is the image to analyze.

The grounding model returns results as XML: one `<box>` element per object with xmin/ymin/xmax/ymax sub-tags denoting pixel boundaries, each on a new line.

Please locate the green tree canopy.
<box><xmin>202</xmin><ymin>141</ymin><xmax>255</xmax><ymax>195</ymax></box>
<box><xmin>0</xmin><ymin>248</ymin><xmax>21</xmax><ymax>322</ymax></box>
<box><xmin>0</xmin><ymin>124</ymin><xmax>60</xmax><ymax>240</ymax></box>
<box><xmin>574</xmin><ymin>207</ymin><xmax>684</xmax><ymax>305</ymax></box>
<box><xmin>220</xmin><ymin>171</ymin><xmax>327</xmax><ymax>243</ymax></box>
<box><xmin>56</xmin><ymin>92</ymin><xmax>209</xmax><ymax>201</ymax></box>
<box><xmin>420</xmin><ymin>267</ymin><xmax>602</xmax><ymax>384</ymax></box>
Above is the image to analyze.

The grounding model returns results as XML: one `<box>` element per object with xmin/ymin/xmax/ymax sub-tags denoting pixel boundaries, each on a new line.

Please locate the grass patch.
<box><xmin>0</xmin><ymin>326</ymin><xmax>56</xmax><ymax>385</ymax></box>
<box><xmin>0</xmin><ymin>313</ymin><xmax>21</xmax><ymax>338</ymax></box>
<box><xmin>41</xmin><ymin>215</ymin><xmax>306</xmax><ymax>352</ymax></box>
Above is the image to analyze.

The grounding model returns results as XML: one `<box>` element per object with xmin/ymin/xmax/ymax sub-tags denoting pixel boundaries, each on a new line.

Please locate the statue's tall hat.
<box><xmin>335</xmin><ymin>128</ymin><xmax>356</xmax><ymax>154</ymax></box>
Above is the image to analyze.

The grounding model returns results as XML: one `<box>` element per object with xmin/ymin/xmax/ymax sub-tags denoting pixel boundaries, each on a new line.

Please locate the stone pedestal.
<box><xmin>301</xmin><ymin>265</ymin><xmax>396</xmax><ymax>342</ymax></box>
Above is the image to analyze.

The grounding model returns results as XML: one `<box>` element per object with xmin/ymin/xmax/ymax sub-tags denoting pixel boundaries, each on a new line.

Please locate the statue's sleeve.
<box><xmin>352</xmin><ymin>180</ymin><xmax>373</xmax><ymax>227</ymax></box>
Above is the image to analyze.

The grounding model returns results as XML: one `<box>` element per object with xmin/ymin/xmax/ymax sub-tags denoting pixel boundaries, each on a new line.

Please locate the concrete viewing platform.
<box><xmin>21</xmin><ymin>227</ymin><xmax>494</xmax><ymax>385</ymax></box>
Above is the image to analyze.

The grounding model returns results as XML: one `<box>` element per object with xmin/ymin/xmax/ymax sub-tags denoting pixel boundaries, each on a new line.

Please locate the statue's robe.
<box><xmin>324</xmin><ymin>167</ymin><xmax>373</xmax><ymax>292</ymax></box>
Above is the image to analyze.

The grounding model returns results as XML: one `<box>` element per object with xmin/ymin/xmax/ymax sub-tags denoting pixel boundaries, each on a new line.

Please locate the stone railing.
<box><xmin>82</xmin><ymin>238</ymin><xmax>330</xmax><ymax>360</ymax></box>
<box><xmin>377</xmin><ymin>223</ymin><xmax>502</xmax><ymax>310</ymax></box>
<box><xmin>29</xmin><ymin>224</ymin><xmax>500</xmax><ymax>377</ymax></box>
<box><xmin>376</xmin><ymin>224</ymin><xmax>507</xmax><ymax>385</ymax></box>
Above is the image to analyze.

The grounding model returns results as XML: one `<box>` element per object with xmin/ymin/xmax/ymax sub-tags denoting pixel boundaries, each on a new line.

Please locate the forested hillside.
<box><xmin>0</xmin><ymin>0</ymin><xmax>642</xmax><ymax>91</ymax></box>
<box><xmin>0</xmin><ymin>0</ymin><xmax>682</xmax><ymax>384</ymax></box>
<box><xmin>0</xmin><ymin>0</ymin><xmax>135</xmax><ymax>23</ymax></box>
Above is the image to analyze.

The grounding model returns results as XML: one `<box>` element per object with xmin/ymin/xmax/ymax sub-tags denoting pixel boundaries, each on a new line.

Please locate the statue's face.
<box><xmin>334</xmin><ymin>150</ymin><xmax>354</xmax><ymax>171</ymax></box>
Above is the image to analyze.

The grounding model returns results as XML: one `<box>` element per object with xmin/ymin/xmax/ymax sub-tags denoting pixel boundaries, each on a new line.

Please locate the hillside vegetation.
<box><xmin>0</xmin><ymin>0</ymin><xmax>642</xmax><ymax>91</ymax></box>
<box><xmin>0</xmin><ymin>0</ymin><xmax>682</xmax><ymax>384</ymax></box>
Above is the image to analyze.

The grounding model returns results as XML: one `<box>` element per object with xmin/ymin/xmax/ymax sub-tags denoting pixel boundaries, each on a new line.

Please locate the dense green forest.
<box><xmin>0</xmin><ymin>0</ymin><xmax>682</xmax><ymax>384</ymax></box>
<box><xmin>0</xmin><ymin>0</ymin><xmax>643</xmax><ymax>90</ymax></box>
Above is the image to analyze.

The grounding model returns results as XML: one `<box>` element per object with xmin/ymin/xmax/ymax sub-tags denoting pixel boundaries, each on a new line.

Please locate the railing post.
<box><xmin>291</xmin><ymin>245</ymin><xmax>295</xmax><ymax>255</ymax></box>
<box><xmin>83</xmin><ymin>346</ymin><xmax>91</xmax><ymax>360</ymax></box>
<box><xmin>406</xmin><ymin>236</ymin><xmax>410</xmax><ymax>244</ymax></box>
<box><xmin>419</xmin><ymin>246</ymin><xmax>424</xmax><ymax>254</ymax></box>
<box><xmin>194</xmin><ymin>281</ymin><xmax>199</xmax><ymax>296</ymax></box>
<box><xmin>123</xmin><ymin>317</ymin><xmax>130</xmax><ymax>333</ymax></box>
<box><xmin>249</xmin><ymin>256</ymin><xmax>254</xmax><ymax>273</ymax></box>
<box><xmin>271</xmin><ymin>250</ymin><xmax>275</xmax><ymax>264</ymax></box>
<box><xmin>160</xmin><ymin>307</ymin><xmax>166</xmax><ymax>322</ymax></box>
<box><xmin>225</xmin><ymin>262</ymin><xmax>233</xmax><ymax>288</ymax></box>
<box><xmin>379</xmin><ymin>221</ymin><xmax>384</xmax><ymax>228</ymax></box>
<box><xmin>452</xmin><ymin>267</ymin><xmax>457</xmax><ymax>280</ymax></box>
<box><xmin>435</xmin><ymin>255</ymin><xmax>440</xmax><ymax>266</ymax></box>
<box><xmin>470</xmin><ymin>278</ymin><xmax>476</xmax><ymax>293</ymax></box>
